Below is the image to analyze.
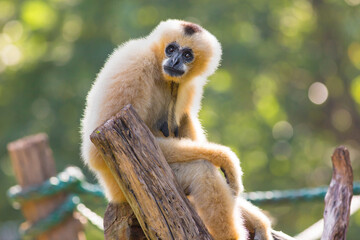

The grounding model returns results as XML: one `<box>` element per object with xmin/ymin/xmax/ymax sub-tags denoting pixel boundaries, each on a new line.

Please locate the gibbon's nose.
<box><xmin>170</xmin><ymin>53</ymin><xmax>182</xmax><ymax>67</ymax></box>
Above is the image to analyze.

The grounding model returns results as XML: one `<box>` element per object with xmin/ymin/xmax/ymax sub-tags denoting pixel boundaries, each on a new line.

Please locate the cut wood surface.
<box><xmin>7</xmin><ymin>134</ymin><xmax>84</xmax><ymax>240</ymax></box>
<box><xmin>321</xmin><ymin>146</ymin><xmax>353</xmax><ymax>240</ymax></box>
<box><xmin>90</xmin><ymin>104</ymin><xmax>213</xmax><ymax>240</ymax></box>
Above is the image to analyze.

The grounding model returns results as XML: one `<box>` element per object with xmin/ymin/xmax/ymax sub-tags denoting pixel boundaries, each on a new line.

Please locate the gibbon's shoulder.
<box><xmin>98</xmin><ymin>38</ymin><xmax>155</xmax><ymax>79</ymax></box>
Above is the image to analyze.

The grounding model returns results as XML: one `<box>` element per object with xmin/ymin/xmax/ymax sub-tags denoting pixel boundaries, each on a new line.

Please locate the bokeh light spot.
<box><xmin>1</xmin><ymin>44</ymin><xmax>22</xmax><ymax>66</ymax></box>
<box><xmin>308</xmin><ymin>82</ymin><xmax>328</xmax><ymax>105</ymax></box>
<box><xmin>331</xmin><ymin>109</ymin><xmax>352</xmax><ymax>132</ymax></box>
<box><xmin>50</xmin><ymin>44</ymin><xmax>73</xmax><ymax>65</ymax></box>
<box><xmin>272</xmin><ymin>140</ymin><xmax>292</xmax><ymax>160</ymax></box>
<box><xmin>21</xmin><ymin>1</ymin><xmax>57</xmax><ymax>30</ymax></box>
<box><xmin>0</xmin><ymin>33</ymin><xmax>12</xmax><ymax>47</ymax></box>
<box><xmin>62</xmin><ymin>15</ymin><xmax>83</xmax><ymax>42</ymax></box>
<box><xmin>255</xmin><ymin>95</ymin><xmax>282</xmax><ymax>124</ymax></box>
<box><xmin>272</xmin><ymin>121</ymin><xmax>294</xmax><ymax>140</ymax></box>
<box><xmin>3</xmin><ymin>21</ymin><xmax>24</xmax><ymax>42</ymax></box>
<box><xmin>344</xmin><ymin>0</ymin><xmax>360</xmax><ymax>6</ymax></box>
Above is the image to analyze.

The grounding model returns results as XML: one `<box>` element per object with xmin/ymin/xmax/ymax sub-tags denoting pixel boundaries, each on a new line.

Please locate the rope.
<box><xmin>7</xmin><ymin>166</ymin><xmax>104</xmax><ymax>205</ymax></box>
<box><xmin>7</xmin><ymin>167</ymin><xmax>104</xmax><ymax>238</ymax></box>
<box><xmin>21</xmin><ymin>194</ymin><xmax>79</xmax><ymax>239</ymax></box>
<box><xmin>9</xmin><ymin>166</ymin><xmax>360</xmax><ymax>206</ymax></box>
<box><xmin>7</xmin><ymin>165</ymin><xmax>360</xmax><ymax>237</ymax></box>
<box><xmin>243</xmin><ymin>181</ymin><xmax>360</xmax><ymax>204</ymax></box>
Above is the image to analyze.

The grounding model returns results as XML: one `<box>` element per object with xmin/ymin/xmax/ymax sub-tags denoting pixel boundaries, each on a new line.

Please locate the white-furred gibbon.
<box><xmin>81</xmin><ymin>19</ymin><xmax>273</xmax><ymax>240</ymax></box>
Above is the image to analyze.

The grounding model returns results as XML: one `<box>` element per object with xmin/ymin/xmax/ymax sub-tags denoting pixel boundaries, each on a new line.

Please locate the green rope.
<box><xmin>7</xmin><ymin>165</ymin><xmax>360</xmax><ymax>238</ymax></box>
<box><xmin>9</xmin><ymin>166</ymin><xmax>359</xmax><ymax>206</ymax></box>
<box><xmin>20</xmin><ymin>194</ymin><xmax>79</xmax><ymax>239</ymax></box>
<box><xmin>7</xmin><ymin>166</ymin><xmax>104</xmax><ymax>205</ymax></box>
<box><xmin>7</xmin><ymin>167</ymin><xmax>104</xmax><ymax>238</ymax></box>
<box><xmin>243</xmin><ymin>181</ymin><xmax>360</xmax><ymax>204</ymax></box>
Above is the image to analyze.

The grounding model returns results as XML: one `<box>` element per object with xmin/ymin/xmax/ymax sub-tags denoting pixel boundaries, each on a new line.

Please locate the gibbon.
<box><xmin>81</xmin><ymin>19</ymin><xmax>273</xmax><ymax>240</ymax></box>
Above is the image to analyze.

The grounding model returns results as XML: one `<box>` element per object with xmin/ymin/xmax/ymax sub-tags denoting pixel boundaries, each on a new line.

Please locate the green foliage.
<box><xmin>1</xmin><ymin>0</ymin><xmax>360</xmax><ymax>238</ymax></box>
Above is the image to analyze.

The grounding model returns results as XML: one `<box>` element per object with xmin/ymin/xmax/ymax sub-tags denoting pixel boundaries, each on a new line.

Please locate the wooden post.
<box><xmin>90</xmin><ymin>105</ymin><xmax>213</xmax><ymax>240</ymax></box>
<box><xmin>321</xmin><ymin>146</ymin><xmax>353</xmax><ymax>240</ymax></box>
<box><xmin>7</xmin><ymin>134</ymin><xmax>85</xmax><ymax>240</ymax></box>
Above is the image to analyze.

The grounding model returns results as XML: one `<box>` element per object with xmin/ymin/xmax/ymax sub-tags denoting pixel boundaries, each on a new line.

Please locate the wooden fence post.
<box><xmin>7</xmin><ymin>133</ymin><xmax>85</xmax><ymax>240</ymax></box>
<box><xmin>321</xmin><ymin>146</ymin><xmax>353</xmax><ymax>240</ymax></box>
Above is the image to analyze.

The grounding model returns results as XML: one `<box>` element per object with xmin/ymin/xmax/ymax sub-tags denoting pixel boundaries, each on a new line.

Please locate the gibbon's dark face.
<box><xmin>163</xmin><ymin>42</ymin><xmax>194</xmax><ymax>77</ymax></box>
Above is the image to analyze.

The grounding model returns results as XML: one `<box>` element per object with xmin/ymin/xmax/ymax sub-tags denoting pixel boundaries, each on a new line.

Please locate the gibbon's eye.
<box><xmin>165</xmin><ymin>43</ymin><xmax>178</xmax><ymax>57</ymax></box>
<box><xmin>183</xmin><ymin>50</ymin><xmax>194</xmax><ymax>62</ymax></box>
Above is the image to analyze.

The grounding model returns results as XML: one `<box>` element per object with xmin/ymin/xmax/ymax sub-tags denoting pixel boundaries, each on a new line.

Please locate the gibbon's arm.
<box><xmin>156</xmin><ymin>137</ymin><xmax>243</xmax><ymax>196</ymax></box>
<box><xmin>178</xmin><ymin>114</ymin><xmax>207</xmax><ymax>142</ymax></box>
<box><xmin>88</xmin><ymin>76</ymin><xmax>153</xmax><ymax>131</ymax></box>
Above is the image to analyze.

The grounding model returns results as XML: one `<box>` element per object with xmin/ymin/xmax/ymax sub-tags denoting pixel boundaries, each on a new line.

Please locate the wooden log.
<box><xmin>321</xmin><ymin>146</ymin><xmax>353</xmax><ymax>240</ymax></box>
<box><xmin>90</xmin><ymin>104</ymin><xmax>213</xmax><ymax>240</ymax></box>
<box><xmin>271</xmin><ymin>230</ymin><xmax>296</xmax><ymax>240</ymax></box>
<box><xmin>104</xmin><ymin>202</ymin><xmax>146</xmax><ymax>240</ymax></box>
<box><xmin>7</xmin><ymin>134</ymin><xmax>85</xmax><ymax>240</ymax></box>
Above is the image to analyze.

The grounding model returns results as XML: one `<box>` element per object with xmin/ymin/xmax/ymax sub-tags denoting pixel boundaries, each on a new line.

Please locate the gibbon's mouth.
<box><xmin>163</xmin><ymin>66</ymin><xmax>185</xmax><ymax>77</ymax></box>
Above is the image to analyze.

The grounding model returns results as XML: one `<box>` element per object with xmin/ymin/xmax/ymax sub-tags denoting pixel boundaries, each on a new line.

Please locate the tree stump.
<box><xmin>7</xmin><ymin>134</ymin><xmax>85</xmax><ymax>240</ymax></box>
<box><xmin>90</xmin><ymin>105</ymin><xmax>213</xmax><ymax>240</ymax></box>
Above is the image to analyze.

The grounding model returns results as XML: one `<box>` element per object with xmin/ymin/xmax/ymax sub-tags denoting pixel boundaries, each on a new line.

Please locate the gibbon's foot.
<box><xmin>238</xmin><ymin>198</ymin><xmax>273</xmax><ymax>240</ymax></box>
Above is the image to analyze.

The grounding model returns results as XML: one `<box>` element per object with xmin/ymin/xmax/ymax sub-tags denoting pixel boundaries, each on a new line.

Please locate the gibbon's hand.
<box><xmin>216</xmin><ymin>147</ymin><xmax>243</xmax><ymax>196</ymax></box>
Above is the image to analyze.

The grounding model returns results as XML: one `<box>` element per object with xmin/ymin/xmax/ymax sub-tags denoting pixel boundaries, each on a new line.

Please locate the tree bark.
<box><xmin>321</xmin><ymin>146</ymin><xmax>353</xmax><ymax>240</ymax></box>
<box><xmin>90</xmin><ymin>104</ymin><xmax>213</xmax><ymax>240</ymax></box>
<box><xmin>104</xmin><ymin>202</ymin><xmax>146</xmax><ymax>240</ymax></box>
<box><xmin>7</xmin><ymin>134</ymin><xmax>85</xmax><ymax>240</ymax></box>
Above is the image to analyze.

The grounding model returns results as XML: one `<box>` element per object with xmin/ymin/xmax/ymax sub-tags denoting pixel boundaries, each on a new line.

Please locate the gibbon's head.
<box><xmin>149</xmin><ymin>19</ymin><xmax>222</xmax><ymax>83</ymax></box>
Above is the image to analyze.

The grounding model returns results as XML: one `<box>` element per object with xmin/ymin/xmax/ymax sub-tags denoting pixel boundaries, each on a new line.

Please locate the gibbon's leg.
<box><xmin>156</xmin><ymin>137</ymin><xmax>243</xmax><ymax>196</ymax></box>
<box><xmin>171</xmin><ymin>160</ymin><xmax>247</xmax><ymax>240</ymax></box>
<box><xmin>237</xmin><ymin>198</ymin><xmax>273</xmax><ymax>240</ymax></box>
<box><xmin>88</xmin><ymin>145</ymin><xmax>127</xmax><ymax>203</ymax></box>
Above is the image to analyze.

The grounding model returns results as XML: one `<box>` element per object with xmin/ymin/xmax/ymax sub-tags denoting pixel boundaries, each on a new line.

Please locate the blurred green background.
<box><xmin>1</xmin><ymin>0</ymin><xmax>360</xmax><ymax>239</ymax></box>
